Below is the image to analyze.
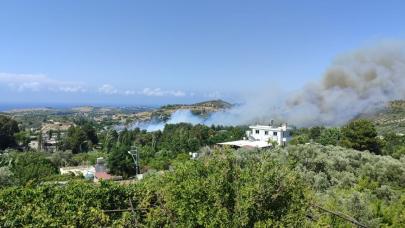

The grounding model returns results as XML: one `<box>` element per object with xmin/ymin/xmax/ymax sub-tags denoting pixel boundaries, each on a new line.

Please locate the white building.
<box><xmin>218</xmin><ymin>123</ymin><xmax>291</xmax><ymax>148</ymax></box>
<box><xmin>28</xmin><ymin>140</ymin><xmax>39</xmax><ymax>150</ymax></box>
<box><xmin>60</xmin><ymin>166</ymin><xmax>95</xmax><ymax>176</ymax></box>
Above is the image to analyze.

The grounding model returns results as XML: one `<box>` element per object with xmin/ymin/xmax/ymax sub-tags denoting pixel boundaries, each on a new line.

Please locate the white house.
<box><xmin>218</xmin><ymin>123</ymin><xmax>291</xmax><ymax>148</ymax></box>
<box><xmin>59</xmin><ymin>166</ymin><xmax>95</xmax><ymax>176</ymax></box>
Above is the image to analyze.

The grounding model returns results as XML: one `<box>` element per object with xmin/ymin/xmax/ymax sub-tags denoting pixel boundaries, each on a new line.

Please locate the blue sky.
<box><xmin>0</xmin><ymin>0</ymin><xmax>404</xmax><ymax>106</ymax></box>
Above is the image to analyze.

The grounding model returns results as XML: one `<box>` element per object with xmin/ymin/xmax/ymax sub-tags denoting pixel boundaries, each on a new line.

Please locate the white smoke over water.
<box><xmin>126</xmin><ymin>42</ymin><xmax>405</xmax><ymax>131</ymax></box>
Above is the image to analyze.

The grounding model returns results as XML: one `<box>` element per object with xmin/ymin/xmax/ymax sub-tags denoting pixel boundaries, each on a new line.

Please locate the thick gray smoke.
<box><xmin>129</xmin><ymin>42</ymin><xmax>405</xmax><ymax>131</ymax></box>
<box><xmin>208</xmin><ymin>42</ymin><xmax>405</xmax><ymax>127</ymax></box>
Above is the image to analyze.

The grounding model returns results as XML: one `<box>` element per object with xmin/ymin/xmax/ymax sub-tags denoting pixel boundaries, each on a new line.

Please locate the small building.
<box><xmin>59</xmin><ymin>158</ymin><xmax>122</xmax><ymax>182</ymax></box>
<box><xmin>60</xmin><ymin>166</ymin><xmax>95</xmax><ymax>176</ymax></box>
<box><xmin>93</xmin><ymin>157</ymin><xmax>123</xmax><ymax>182</ymax></box>
<box><xmin>218</xmin><ymin>123</ymin><xmax>291</xmax><ymax>148</ymax></box>
<box><xmin>28</xmin><ymin>140</ymin><xmax>39</xmax><ymax>150</ymax></box>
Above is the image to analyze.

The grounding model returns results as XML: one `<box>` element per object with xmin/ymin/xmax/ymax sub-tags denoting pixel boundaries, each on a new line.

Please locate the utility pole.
<box><xmin>128</xmin><ymin>146</ymin><xmax>140</xmax><ymax>175</ymax></box>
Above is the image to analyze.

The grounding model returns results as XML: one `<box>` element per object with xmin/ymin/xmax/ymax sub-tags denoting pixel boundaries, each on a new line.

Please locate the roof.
<box><xmin>217</xmin><ymin>140</ymin><xmax>271</xmax><ymax>148</ymax></box>
<box><xmin>95</xmin><ymin>172</ymin><xmax>112</xmax><ymax>180</ymax></box>
<box><xmin>249</xmin><ymin>125</ymin><xmax>291</xmax><ymax>131</ymax></box>
<box><xmin>60</xmin><ymin>166</ymin><xmax>94</xmax><ymax>172</ymax></box>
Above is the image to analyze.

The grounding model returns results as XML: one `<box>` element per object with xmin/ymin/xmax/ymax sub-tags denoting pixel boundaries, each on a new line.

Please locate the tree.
<box><xmin>340</xmin><ymin>119</ymin><xmax>381</xmax><ymax>154</ymax></box>
<box><xmin>81</xmin><ymin>123</ymin><xmax>98</xmax><ymax>145</ymax></box>
<box><xmin>107</xmin><ymin>145</ymin><xmax>136</xmax><ymax>178</ymax></box>
<box><xmin>101</xmin><ymin>129</ymin><xmax>118</xmax><ymax>152</ymax></box>
<box><xmin>14</xmin><ymin>131</ymin><xmax>30</xmax><ymax>150</ymax></box>
<box><xmin>309</xmin><ymin>126</ymin><xmax>325</xmax><ymax>140</ymax></box>
<box><xmin>380</xmin><ymin>133</ymin><xmax>405</xmax><ymax>158</ymax></box>
<box><xmin>0</xmin><ymin>115</ymin><xmax>19</xmax><ymax>150</ymax></box>
<box><xmin>63</xmin><ymin>126</ymin><xmax>89</xmax><ymax>153</ymax></box>
<box><xmin>317</xmin><ymin>127</ymin><xmax>341</xmax><ymax>146</ymax></box>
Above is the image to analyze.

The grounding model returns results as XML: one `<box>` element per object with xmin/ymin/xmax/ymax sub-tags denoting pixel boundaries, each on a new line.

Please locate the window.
<box><xmin>264</xmin><ymin>131</ymin><xmax>268</xmax><ymax>135</ymax></box>
<box><xmin>255</xmin><ymin>130</ymin><xmax>259</xmax><ymax>134</ymax></box>
<box><xmin>273</xmin><ymin>132</ymin><xmax>278</xmax><ymax>136</ymax></box>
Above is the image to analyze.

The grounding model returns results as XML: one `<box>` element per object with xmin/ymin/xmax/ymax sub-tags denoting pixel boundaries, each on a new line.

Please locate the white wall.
<box><xmin>249</xmin><ymin>128</ymin><xmax>291</xmax><ymax>145</ymax></box>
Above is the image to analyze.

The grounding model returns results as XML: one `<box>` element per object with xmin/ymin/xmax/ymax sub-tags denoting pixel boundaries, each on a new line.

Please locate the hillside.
<box><xmin>160</xmin><ymin>99</ymin><xmax>232</xmax><ymax>111</ymax></box>
<box><xmin>148</xmin><ymin>99</ymin><xmax>233</xmax><ymax>121</ymax></box>
<box><xmin>366</xmin><ymin>100</ymin><xmax>405</xmax><ymax>134</ymax></box>
<box><xmin>4</xmin><ymin>100</ymin><xmax>231</xmax><ymax>129</ymax></box>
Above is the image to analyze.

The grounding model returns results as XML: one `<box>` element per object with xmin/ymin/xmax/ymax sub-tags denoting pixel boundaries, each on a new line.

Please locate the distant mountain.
<box><xmin>161</xmin><ymin>99</ymin><xmax>232</xmax><ymax>110</ymax></box>
<box><xmin>192</xmin><ymin>99</ymin><xmax>233</xmax><ymax>109</ymax></box>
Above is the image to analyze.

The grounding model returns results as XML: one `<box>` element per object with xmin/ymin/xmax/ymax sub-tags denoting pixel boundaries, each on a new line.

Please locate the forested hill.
<box><xmin>161</xmin><ymin>99</ymin><xmax>232</xmax><ymax>109</ymax></box>
<box><xmin>365</xmin><ymin>100</ymin><xmax>405</xmax><ymax>134</ymax></box>
<box><xmin>150</xmin><ymin>99</ymin><xmax>233</xmax><ymax>120</ymax></box>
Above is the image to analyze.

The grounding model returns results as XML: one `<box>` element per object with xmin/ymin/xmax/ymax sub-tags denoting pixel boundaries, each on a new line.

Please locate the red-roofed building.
<box><xmin>94</xmin><ymin>172</ymin><xmax>112</xmax><ymax>182</ymax></box>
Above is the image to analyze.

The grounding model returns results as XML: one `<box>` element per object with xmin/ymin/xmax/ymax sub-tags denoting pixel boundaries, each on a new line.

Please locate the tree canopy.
<box><xmin>340</xmin><ymin>119</ymin><xmax>382</xmax><ymax>154</ymax></box>
<box><xmin>0</xmin><ymin>115</ymin><xmax>19</xmax><ymax>150</ymax></box>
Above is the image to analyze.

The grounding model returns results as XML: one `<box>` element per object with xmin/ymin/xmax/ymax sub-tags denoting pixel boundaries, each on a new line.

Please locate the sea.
<box><xmin>0</xmin><ymin>103</ymin><xmax>158</xmax><ymax>112</ymax></box>
<box><xmin>0</xmin><ymin>103</ymin><xmax>72</xmax><ymax>112</ymax></box>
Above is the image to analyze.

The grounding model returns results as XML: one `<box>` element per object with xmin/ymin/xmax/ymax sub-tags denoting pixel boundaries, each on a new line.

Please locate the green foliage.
<box><xmin>0</xmin><ymin>115</ymin><xmax>19</xmax><ymax>150</ymax></box>
<box><xmin>270</xmin><ymin>144</ymin><xmax>405</xmax><ymax>226</ymax></box>
<box><xmin>8</xmin><ymin>152</ymin><xmax>59</xmax><ymax>186</ymax></box>
<box><xmin>107</xmin><ymin>145</ymin><xmax>136</xmax><ymax>178</ymax></box>
<box><xmin>47</xmin><ymin>150</ymin><xmax>76</xmax><ymax>167</ymax></box>
<box><xmin>99</xmin><ymin>129</ymin><xmax>118</xmax><ymax>152</ymax></box>
<box><xmin>159</xmin><ymin>123</ymin><xmax>210</xmax><ymax>153</ymax></box>
<box><xmin>317</xmin><ymin>127</ymin><xmax>341</xmax><ymax>146</ymax></box>
<box><xmin>72</xmin><ymin>150</ymin><xmax>108</xmax><ymax>166</ymax></box>
<box><xmin>309</xmin><ymin>126</ymin><xmax>325</xmax><ymax>140</ymax></box>
<box><xmin>380</xmin><ymin>132</ymin><xmax>405</xmax><ymax>158</ymax></box>
<box><xmin>1</xmin><ymin>145</ymin><xmax>405</xmax><ymax>226</ymax></box>
<box><xmin>102</xmin><ymin>123</ymin><xmax>246</xmax><ymax>174</ymax></box>
<box><xmin>289</xmin><ymin>134</ymin><xmax>310</xmax><ymax>145</ymax></box>
<box><xmin>0</xmin><ymin>181</ymin><xmax>127</xmax><ymax>227</ymax></box>
<box><xmin>81</xmin><ymin>123</ymin><xmax>99</xmax><ymax>145</ymax></box>
<box><xmin>62</xmin><ymin>124</ymin><xmax>98</xmax><ymax>153</ymax></box>
<box><xmin>132</xmin><ymin>149</ymin><xmax>309</xmax><ymax>227</ymax></box>
<box><xmin>0</xmin><ymin>166</ymin><xmax>14</xmax><ymax>187</ymax></box>
<box><xmin>340</xmin><ymin>119</ymin><xmax>382</xmax><ymax>154</ymax></box>
<box><xmin>0</xmin><ymin>149</ymin><xmax>309</xmax><ymax>227</ymax></box>
<box><xmin>14</xmin><ymin>131</ymin><xmax>30</xmax><ymax>150</ymax></box>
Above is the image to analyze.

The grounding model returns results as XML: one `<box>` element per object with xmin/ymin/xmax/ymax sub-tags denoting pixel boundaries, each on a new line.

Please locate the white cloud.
<box><xmin>98</xmin><ymin>84</ymin><xmax>118</xmax><ymax>94</ymax></box>
<box><xmin>124</xmin><ymin>90</ymin><xmax>136</xmax><ymax>95</ymax></box>
<box><xmin>0</xmin><ymin>73</ymin><xmax>86</xmax><ymax>93</ymax></box>
<box><xmin>139</xmin><ymin>88</ymin><xmax>186</xmax><ymax>97</ymax></box>
<box><xmin>100</xmin><ymin>86</ymin><xmax>187</xmax><ymax>97</ymax></box>
<box><xmin>205</xmin><ymin>91</ymin><xmax>222</xmax><ymax>98</ymax></box>
<box><xmin>0</xmin><ymin>73</ymin><xmax>197</xmax><ymax>99</ymax></box>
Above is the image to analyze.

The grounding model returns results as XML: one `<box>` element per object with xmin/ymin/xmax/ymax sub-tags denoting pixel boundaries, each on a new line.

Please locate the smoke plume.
<box><xmin>129</xmin><ymin>42</ymin><xmax>405</xmax><ymax>131</ymax></box>
<box><xmin>208</xmin><ymin>42</ymin><xmax>405</xmax><ymax>127</ymax></box>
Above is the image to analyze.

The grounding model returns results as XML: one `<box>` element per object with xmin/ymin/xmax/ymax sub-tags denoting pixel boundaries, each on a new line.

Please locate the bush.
<box><xmin>270</xmin><ymin>144</ymin><xmax>405</xmax><ymax>226</ymax></box>
<box><xmin>0</xmin><ymin>148</ymin><xmax>310</xmax><ymax>227</ymax></box>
